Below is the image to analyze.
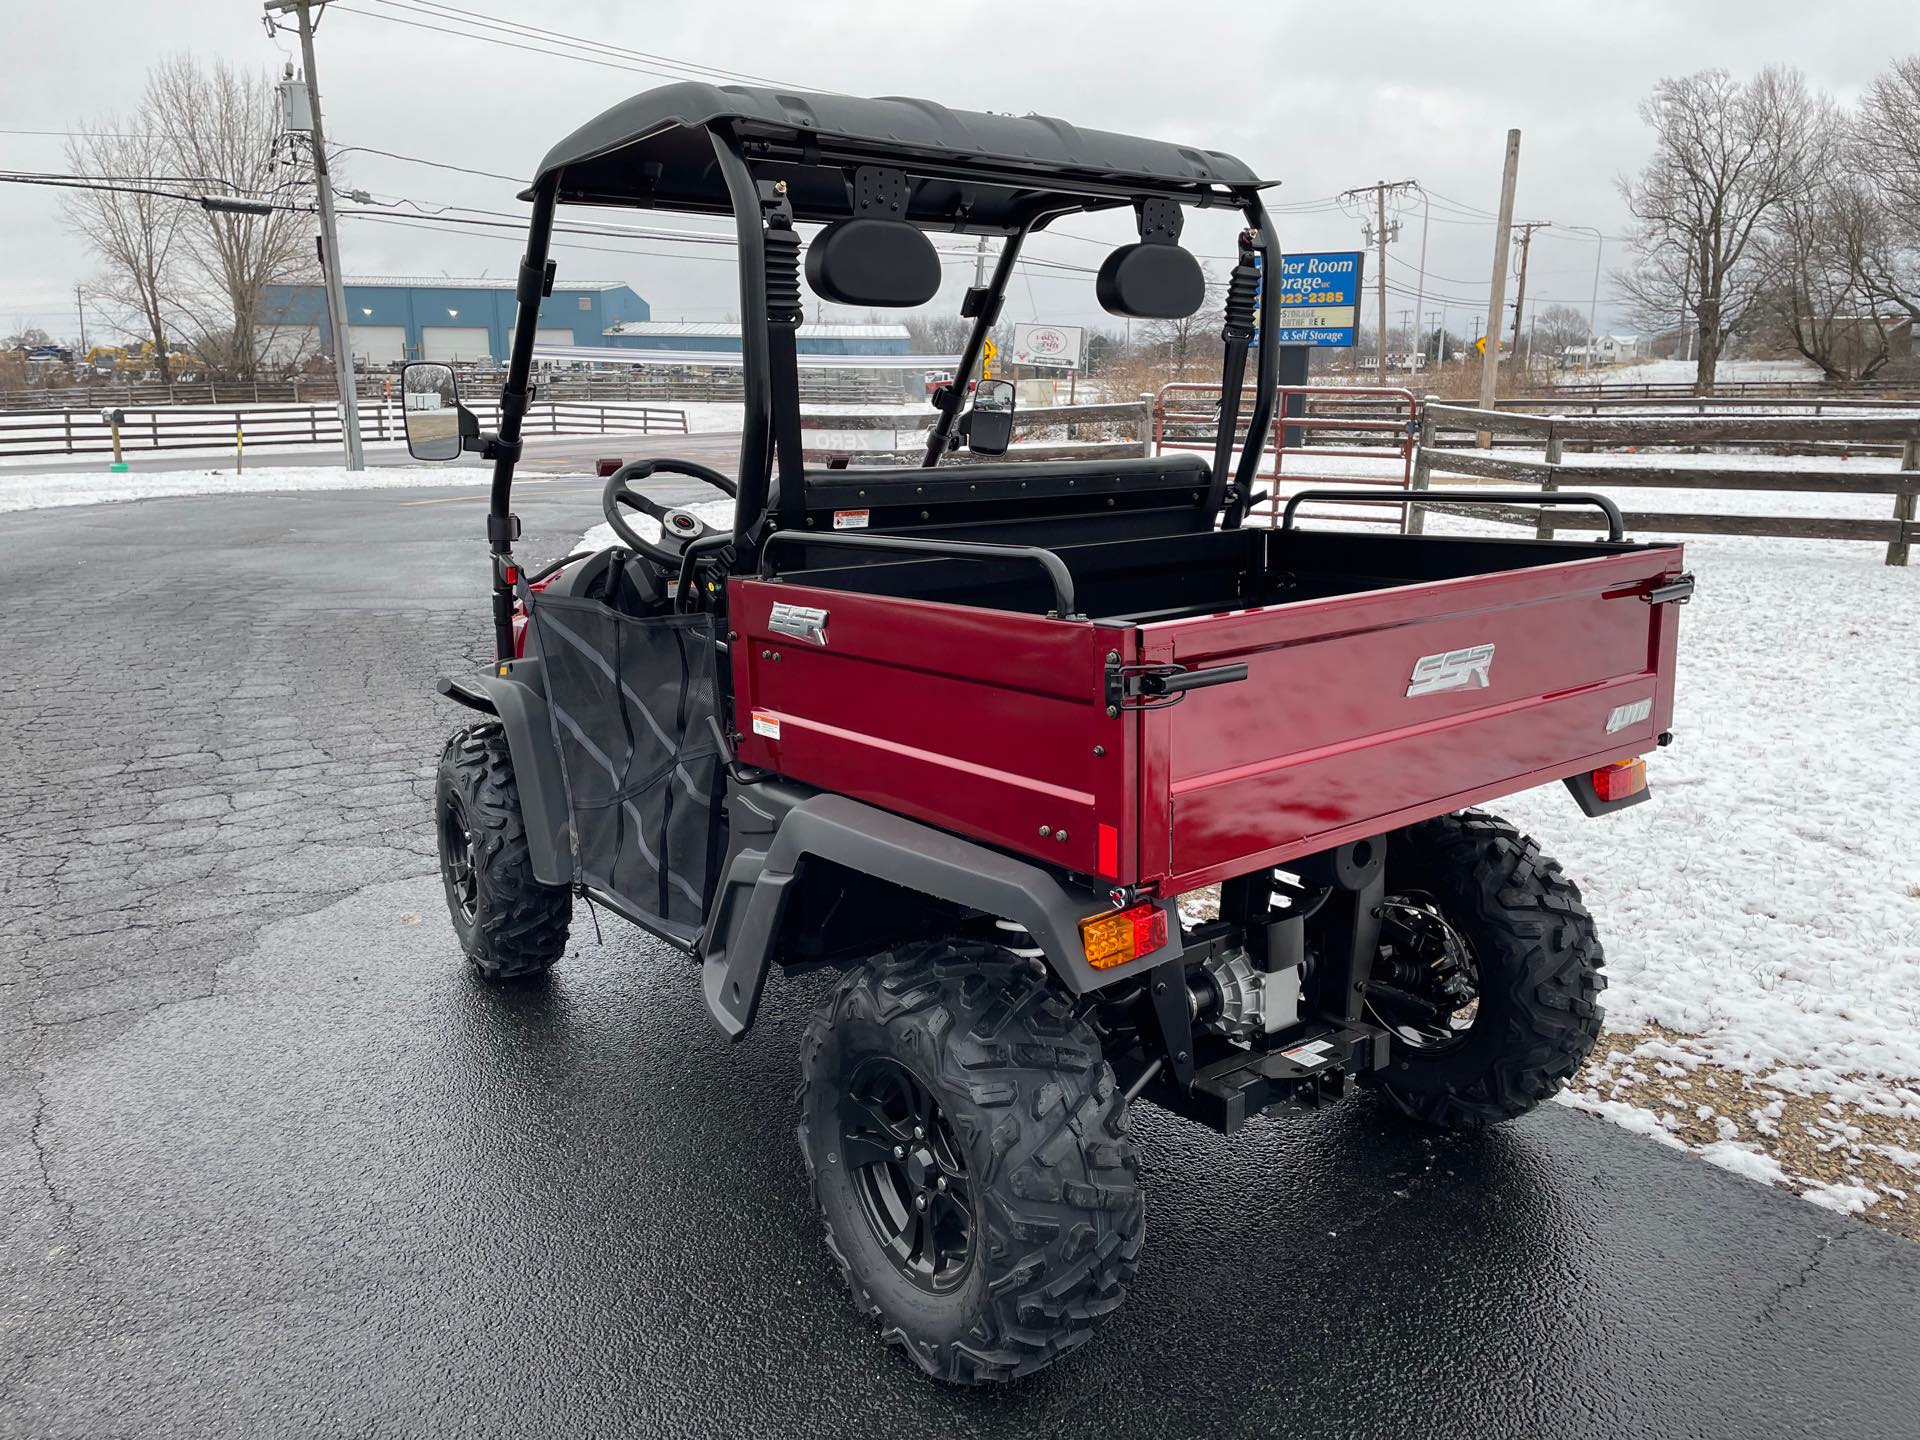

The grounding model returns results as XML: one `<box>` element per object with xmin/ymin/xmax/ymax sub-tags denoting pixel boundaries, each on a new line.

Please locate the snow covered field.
<box><xmin>1561</xmin><ymin>357</ymin><xmax>1826</xmax><ymax>387</ymax></box>
<box><xmin>0</xmin><ymin>463</ymin><xmax>494</xmax><ymax>513</ymax></box>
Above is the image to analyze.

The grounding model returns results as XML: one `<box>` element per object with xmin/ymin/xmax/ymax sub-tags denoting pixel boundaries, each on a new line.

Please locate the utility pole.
<box><xmin>266</xmin><ymin>0</ymin><xmax>363</xmax><ymax>469</ymax></box>
<box><xmin>1563</xmin><ymin>224</ymin><xmax>1604</xmax><ymax>376</ymax></box>
<box><xmin>1374</xmin><ymin>183</ymin><xmax>1388</xmax><ymax>381</ymax></box>
<box><xmin>1410</xmin><ymin>183</ymin><xmax>1429</xmax><ymax>387</ymax></box>
<box><xmin>74</xmin><ymin>285</ymin><xmax>87</xmax><ymax>355</ymax></box>
<box><xmin>1476</xmin><ymin>129</ymin><xmax>1521</xmax><ymax>437</ymax></box>
<box><xmin>973</xmin><ymin>234</ymin><xmax>988</xmax><ymax>289</ymax></box>
<box><xmin>1341</xmin><ymin>179</ymin><xmax>1415</xmax><ymax>382</ymax></box>
<box><xmin>1507</xmin><ymin>220</ymin><xmax>1550</xmax><ymax>368</ymax></box>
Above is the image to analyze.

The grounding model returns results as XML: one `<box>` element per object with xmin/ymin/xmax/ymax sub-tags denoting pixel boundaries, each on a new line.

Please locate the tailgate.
<box><xmin>1136</xmin><ymin>546</ymin><xmax>1687</xmax><ymax>891</ymax></box>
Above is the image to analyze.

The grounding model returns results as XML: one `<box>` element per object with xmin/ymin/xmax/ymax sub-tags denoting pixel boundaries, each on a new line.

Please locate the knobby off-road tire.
<box><xmin>1364</xmin><ymin>809</ymin><xmax>1605</xmax><ymax>1129</ymax></box>
<box><xmin>798</xmin><ymin>941</ymin><xmax>1144</xmax><ymax>1384</ymax></box>
<box><xmin>434</xmin><ymin>723</ymin><xmax>570</xmax><ymax>979</ymax></box>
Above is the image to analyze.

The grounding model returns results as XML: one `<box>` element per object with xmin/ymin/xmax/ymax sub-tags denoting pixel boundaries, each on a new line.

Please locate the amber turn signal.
<box><xmin>1080</xmin><ymin>902</ymin><xmax>1169</xmax><ymax>970</ymax></box>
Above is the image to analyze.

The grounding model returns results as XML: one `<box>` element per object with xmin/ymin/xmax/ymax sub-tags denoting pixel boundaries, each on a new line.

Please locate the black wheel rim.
<box><xmin>839</xmin><ymin>1056</ymin><xmax>974</xmax><ymax>1293</ymax></box>
<box><xmin>1368</xmin><ymin>893</ymin><xmax>1482</xmax><ymax>1052</ymax></box>
<box><xmin>441</xmin><ymin>794</ymin><xmax>478</xmax><ymax>925</ymax></box>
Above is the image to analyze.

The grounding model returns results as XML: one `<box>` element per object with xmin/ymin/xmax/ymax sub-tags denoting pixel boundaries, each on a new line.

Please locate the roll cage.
<box><xmin>482</xmin><ymin>82</ymin><xmax>1286</xmax><ymax>661</ymax></box>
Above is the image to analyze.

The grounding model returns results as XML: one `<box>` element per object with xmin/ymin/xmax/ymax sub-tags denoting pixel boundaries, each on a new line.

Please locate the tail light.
<box><xmin>1591</xmin><ymin>758</ymin><xmax>1647</xmax><ymax>803</ymax></box>
<box><xmin>1079</xmin><ymin>902</ymin><xmax>1168</xmax><ymax>970</ymax></box>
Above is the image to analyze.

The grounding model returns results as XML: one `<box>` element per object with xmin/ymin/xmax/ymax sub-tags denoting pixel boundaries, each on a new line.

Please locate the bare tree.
<box><xmin>1852</xmin><ymin>56</ymin><xmax>1920</xmax><ymax>326</ymax></box>
<box><xmin>144</xmin><ymin>56</ymin><xmax>317</xmax><ymax>379</ymax></box>
<box><xmin>1754</xmin><ymin>175</ymin><xmax>1895</xmax><ymax>382</ymax></box>
<box><xmin>59</xmin><ymin>118</ymin><xmax>190</xmax><ymax>382</ymax></box>
<box><xmin>1855</xmin><ymin>57</ymin><xmax>1920</xmax><ymax>213</ymax></box>
<box><xmin>1533</xmin><ymin>304</ymin><xmax>1591</xmax><ymax>363</ymax></box>
<box><xmin>1143</xmin><ymin>264</ymin><xmax>1222</xmax><ymax>381</ymax></box>
<box><xmin>1617</xmin><ymin>67</ymin><xmax>1827</xmax><ymax>394</ymax></box>
<box><xmin>900</xmin><ymin>311</ymin><xmax>974</xmax><ymax>355</ymax></box>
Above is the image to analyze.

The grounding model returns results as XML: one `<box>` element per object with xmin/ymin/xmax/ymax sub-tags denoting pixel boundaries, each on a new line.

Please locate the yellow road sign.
<box><xmin>1475</xmin><ymin>336</ymin><xmax>1488</xmax><ymax>355</ymax></box>
<box><xmin>981</xmin><ymin>336</ymin><xmax>997</xmax><ymax>380</ymax></box>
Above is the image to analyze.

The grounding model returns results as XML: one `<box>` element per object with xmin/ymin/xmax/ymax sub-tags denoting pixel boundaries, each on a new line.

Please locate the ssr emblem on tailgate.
<box><xmin>1406</xmin><ymin>643</ymin><xmax>1495</xmax><ymax>698</ymax></box>
<box><xmin>768</xmin><ymin>603</ymin><xmax>829</xmax><ymax>646</ymax></box>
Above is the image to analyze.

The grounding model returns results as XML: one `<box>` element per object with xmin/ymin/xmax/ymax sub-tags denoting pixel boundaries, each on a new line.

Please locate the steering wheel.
<box><xmin>600</xmin><ymin>457</ymin><xmax>737</xmax><ymax>567</ymax></box>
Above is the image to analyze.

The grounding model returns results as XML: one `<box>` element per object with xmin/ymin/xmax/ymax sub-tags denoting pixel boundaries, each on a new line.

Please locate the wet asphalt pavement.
<box><xmin>5</xmin><ymin>477</ymin><xmax>1920</xmax><ymax>1439</ymax></box>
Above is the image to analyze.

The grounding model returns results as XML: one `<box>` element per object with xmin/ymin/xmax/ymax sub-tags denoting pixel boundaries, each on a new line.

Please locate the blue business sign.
<box><xmin>1270</xmin><ymin>250</ymin><xmax>1365</xmax><ymax>348</ymax></box>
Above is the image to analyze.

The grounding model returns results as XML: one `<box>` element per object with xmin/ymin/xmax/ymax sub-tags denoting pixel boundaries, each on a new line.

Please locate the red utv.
<box><xmin>400</xmin><ymin>84</ymin><xmax>1691</xmax><ymax>1384</ymax></box>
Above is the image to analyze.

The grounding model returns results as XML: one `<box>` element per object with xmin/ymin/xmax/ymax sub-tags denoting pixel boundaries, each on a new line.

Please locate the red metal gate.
<box><xmin>1153</xmin><ymin>383</ymin><xmax>1419</xmax><ymax>526</ymax></box>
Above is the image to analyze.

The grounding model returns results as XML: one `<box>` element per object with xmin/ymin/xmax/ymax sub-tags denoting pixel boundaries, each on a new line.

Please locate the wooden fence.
<box><xmin>1409</xmin><ymin>402</ymin><xmax>1920</xmax><ymax>565</ymax></box>
<box><xmin>0</xmin><ymin>371</ymin><xmax>901</xmax><ymax>412</ymax></box>
<box><xmin>0</xmin><ymin>398</ymin><xmax>688</xmax><ymax>460</ymax></box>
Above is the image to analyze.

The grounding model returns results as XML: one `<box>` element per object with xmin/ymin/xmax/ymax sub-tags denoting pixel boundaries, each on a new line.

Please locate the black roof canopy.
<box><xmin>528</xmin><ymin>82</ymin><xmax>1270</xmax><ymax>232</ymax></box>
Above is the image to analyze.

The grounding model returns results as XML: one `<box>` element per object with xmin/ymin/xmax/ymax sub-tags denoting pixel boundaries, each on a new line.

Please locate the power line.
<box><xmin>374</xmin><ymin>0</ymin><xmax>821</xmax><ymax>91</ymax></box>
<box><xmin>331</xmin><ymin>1</ymin><xmax>829</xmax><ymax>92</ymax></box>
<box><xmin>328</xmin><ymin>144</ymin><xmax>525</xmax><ymax>185</ymax></box>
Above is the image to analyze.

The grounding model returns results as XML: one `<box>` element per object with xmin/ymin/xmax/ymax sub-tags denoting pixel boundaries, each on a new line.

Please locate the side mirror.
<box><xmin>400</xmin><ymin>361</ymin><xmax>473</xmax><ymax>462</ymax></box>
<box><xmin>967</xmin><ymin>378</ymin><xmax>1016</xmax><ymax>457</ymax></box>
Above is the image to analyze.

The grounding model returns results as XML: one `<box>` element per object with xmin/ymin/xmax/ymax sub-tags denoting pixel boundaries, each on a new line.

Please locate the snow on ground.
<box><xmin>1485</xmin><ymin>529</ymin><xmax>1919</xmax><ymax>1095</ymax></box>
<box><xmin>0</xmin><ymin>463</ymin><xmax>494</xmax><ymax>514</ymax></box>
<box><xmin>674</xmin><ymin>399</ymin><xmax>928</xmax><ymax>436</ymax></box>
<box><xmin>1560</xmin><ymin>357</ymin><xmax>1826</xmax><ymax>387</ymax></box>
<box><xmin>1407</xmin><ymin>499</ymin><xmax>1920</xmax><ymax>1221</ymax></box>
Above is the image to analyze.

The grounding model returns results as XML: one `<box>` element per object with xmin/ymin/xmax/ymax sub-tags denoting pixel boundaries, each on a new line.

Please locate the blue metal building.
<box><xmin>259</xmin><ymin>276</ymin><xmax>651</xmax><ymax>366</ymax></box>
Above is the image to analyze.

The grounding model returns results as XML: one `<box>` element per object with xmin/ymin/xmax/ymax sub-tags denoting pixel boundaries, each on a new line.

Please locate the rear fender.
<box><xmin>700</xmin><ymin>789</ymin><xmax>1182</xmax><ymax>1038</ymax></box>
<box><xmin>435</xmin><ymin>661</ymin><xmax>571</xmax><ymax>885</ymax></box>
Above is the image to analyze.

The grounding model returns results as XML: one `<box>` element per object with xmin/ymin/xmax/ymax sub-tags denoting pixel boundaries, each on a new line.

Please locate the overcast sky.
<box><xmin>5</xmin><ymin>0</ymin><xmax>1917</xmax><ymax>347</ymax></box>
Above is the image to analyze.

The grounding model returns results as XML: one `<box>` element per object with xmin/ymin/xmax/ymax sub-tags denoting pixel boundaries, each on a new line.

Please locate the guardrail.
<box><xmin>0</xmin><ymin>398</ymin><xmax>688</xmax><ymax>459</ymax></box>
<box><xmin>1410</xmin><ymin>401</ymin><xmax>1920</xmax><ymax>565</ymax></box>
<box><xmin>1153</xmin><ymin>383</ymin><xmax>1419</xmax><ymax>525</ymax></box>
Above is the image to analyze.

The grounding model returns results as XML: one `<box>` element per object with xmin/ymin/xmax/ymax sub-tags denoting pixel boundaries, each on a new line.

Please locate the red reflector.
<box><xmin>1096</xmin><ymin>823</ymin><xmax>1119</xmax><ymax>879</ymax></box>
<box><xmin>503</xmin><ymin>565</ymin><xmax>519</xmax><ymax>585</ymax></box>
<box><xmin>1592</xmin><ymin>758</ymin><xmax>1647</xmax><ymax>802</ymax></box>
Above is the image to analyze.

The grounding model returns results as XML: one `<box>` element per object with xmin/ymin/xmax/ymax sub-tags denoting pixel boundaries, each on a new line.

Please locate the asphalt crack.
<box><xmin>1755</xmin><ymin>1229</ymin><xmax>1847</xmax><ymax>1325</ymax></box>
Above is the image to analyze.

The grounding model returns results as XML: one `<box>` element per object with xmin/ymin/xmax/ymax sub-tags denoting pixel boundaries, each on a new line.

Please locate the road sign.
<box><xmin>1475</xmin><ymin>336</ymin><xmax>1487</xmax><ymax>355</ymax></box>
<box><xmin>1009</xmin><ymin>322</ymin><xmax>1084</xmax><ymax>370</ymax></box>
<box><xmin>981</xmin><ymin>336</ymin><xmax>997</xmax><ymax>380</ymax></box>
<box><xmin>1270</xmin><ymin>251</ymin><xmax>1365</xmax><ymax>348</ymax></box>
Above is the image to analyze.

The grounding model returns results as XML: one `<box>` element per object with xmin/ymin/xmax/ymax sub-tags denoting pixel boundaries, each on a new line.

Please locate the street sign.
<box><xmin>1009</xmin><ymin>322</ymin><xmax>1084</xmax><ymax>370</ymax></box>
<box><xmin>981</xmin><ymin>336</ymin><xmax>997</xmax><ymax>380</ymax></box>
<box><xmin>1270</xmin><ymin>250</ymin><xmax>1365</xmax><ymax>348</ymax></box>
<box><xmin>1475</xmin><ymin>336</ymin><xmax>1487</xmax><ymax>355</ymax></box>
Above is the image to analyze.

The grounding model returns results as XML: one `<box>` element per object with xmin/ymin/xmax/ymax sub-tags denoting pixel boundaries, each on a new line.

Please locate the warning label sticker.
<box><xmin>1281</xmin><ymin>1039</ymin><xmax>1336</xmax><ymax>1068</ymax></box>
<box><xmin>832</xmin><ymin>509</ymin><xmax>870</xmax><ymax>530</ymax></box>
<box><xmin>751</xmin><ymin>711</ymin><xmax>781</xmax><ymax>740</ymax></box>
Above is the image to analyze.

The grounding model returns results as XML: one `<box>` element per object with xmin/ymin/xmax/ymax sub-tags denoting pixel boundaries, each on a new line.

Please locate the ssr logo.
<box><xmin>768</xmin><ymin>603</ymin><xmax>829</xmax><ymax>646</ymax></box>
<box><xmin>1406</xmin><ymin>643</ymin><xmax>1495</xmax><ymax>698</ymax></box>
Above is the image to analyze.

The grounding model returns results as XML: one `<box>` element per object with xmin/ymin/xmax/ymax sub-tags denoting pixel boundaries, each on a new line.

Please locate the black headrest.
<box><xmin>1096</xmin><ymin>243</ymin><xmax>1206</xmax><ymax>319</ymax></box>
<box><xmin>805</xmin><ymin>218</ymin><xmax>941</xmax><ymax>308</ymax></box>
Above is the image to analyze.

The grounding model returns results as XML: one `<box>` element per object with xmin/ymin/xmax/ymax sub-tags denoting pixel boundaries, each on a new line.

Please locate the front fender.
<box><xmin>435</xmin><ymin>661</ymin><xmax>571</xmax><ymax>886</ymax></box>
<box><xmin>699</xmin><ymin>791</ymin><xmax>1182</xmax><ymax>1038</ymax></box>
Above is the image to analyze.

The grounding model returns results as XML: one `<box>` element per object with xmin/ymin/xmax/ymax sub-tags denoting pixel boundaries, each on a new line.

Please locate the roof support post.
<box><xmin>1222</xmin><ymin>192</ymin><xmax>1282</xmax><ymax>528</ymax></box>
<box><xmin>711</xmin><ymin>127</ymin><xmax>773</xmax><ymax>566</ymax></box>
<box><xmin>923</xmin><ymin>222</ymin><xmax>1030</xmax><ymax>467</ymax></box>
<box><xmin>488</xmin><ymin>173</ymin><xmax>557</xmax><ymax>661</ymax></box>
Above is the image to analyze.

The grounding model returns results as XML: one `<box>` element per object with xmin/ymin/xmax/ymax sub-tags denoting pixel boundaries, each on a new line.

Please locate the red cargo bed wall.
<box><xmin>729</xmin><ymin>578</ymin><xmax>1139</xmax><ymax>882</ymax></box>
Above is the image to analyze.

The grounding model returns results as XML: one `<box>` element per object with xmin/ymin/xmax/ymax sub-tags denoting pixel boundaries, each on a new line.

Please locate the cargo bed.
<box><xmin>729</xmin><ymin>525</ymin><xmax>1687</xmax><ymax>894</ymax></box>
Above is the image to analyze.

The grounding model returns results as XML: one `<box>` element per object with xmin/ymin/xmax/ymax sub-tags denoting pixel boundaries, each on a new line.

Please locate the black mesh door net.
<box><xmin>527</xmin><ymin>592</ymin><xmax>724</xmax><ymax>939</ymax></box>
